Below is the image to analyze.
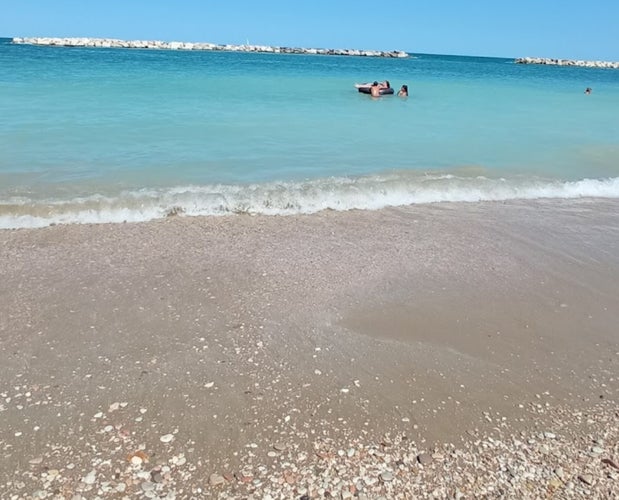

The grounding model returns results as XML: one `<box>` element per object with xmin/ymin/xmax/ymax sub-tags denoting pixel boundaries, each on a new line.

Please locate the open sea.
<box><xmin>1</xmin><ymin>37</ymin><xmax>618</xmax><ymax>229</ymax></box>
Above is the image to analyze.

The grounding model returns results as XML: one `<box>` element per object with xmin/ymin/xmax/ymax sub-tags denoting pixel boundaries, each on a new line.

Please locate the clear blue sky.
<box><xmin>2</xmin><ymin>0</ymin><xmax>618</xmax><ymax>60</ymax></box>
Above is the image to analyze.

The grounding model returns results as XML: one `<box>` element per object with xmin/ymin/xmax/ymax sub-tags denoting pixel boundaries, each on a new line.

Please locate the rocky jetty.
<box><xmin>12</xmin><ymin>36</ymin><xmax>409</xmax><ymax>58</ymax></box>
<box><xmin>515</xmin><ymin>56</ymin><xmax>619</xmax><ymax>69</ymax></box>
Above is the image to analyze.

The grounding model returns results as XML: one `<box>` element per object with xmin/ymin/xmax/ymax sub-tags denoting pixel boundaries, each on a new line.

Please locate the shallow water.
<box><xmin>1</xmin><ymin>38</ymin><xmax>618</xmax><ymax>227</ymax></box>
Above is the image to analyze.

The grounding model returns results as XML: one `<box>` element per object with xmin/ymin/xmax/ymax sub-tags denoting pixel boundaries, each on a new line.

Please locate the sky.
<box><xmin>1</xmin><ymin>0</ymin><xmax>618</xmax><ymax>60</ymax></box>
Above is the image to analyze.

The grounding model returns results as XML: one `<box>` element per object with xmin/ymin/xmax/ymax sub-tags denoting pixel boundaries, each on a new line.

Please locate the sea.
<box><xmin>1</xmin><ymin>37</ymin><xmax>618</xmax><ymax>229</ymax></box>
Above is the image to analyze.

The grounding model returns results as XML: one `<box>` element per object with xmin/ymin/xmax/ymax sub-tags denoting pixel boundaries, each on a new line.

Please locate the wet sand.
<box><xmin>1</xmin><ymin>198</ymin><xmax>618</xmax><ymax>498</ymax></box>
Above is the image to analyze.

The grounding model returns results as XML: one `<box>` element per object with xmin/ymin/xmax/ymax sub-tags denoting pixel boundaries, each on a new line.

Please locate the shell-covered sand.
<box><xmin>1</xmin><ymin>199</ymin><xmax>618</xmax><ymax>498</ymax></box>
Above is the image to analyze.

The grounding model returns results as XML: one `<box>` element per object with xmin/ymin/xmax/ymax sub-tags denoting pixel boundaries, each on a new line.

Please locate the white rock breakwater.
<box><xmin>515</xmin><ymin>56</ymin><xmax>619</xmax><ymax>69</ymax></box>
<box><xmin>12</xmin><ymin>36</ymin><xmax>409</xmax><ymax>58</ymax></box>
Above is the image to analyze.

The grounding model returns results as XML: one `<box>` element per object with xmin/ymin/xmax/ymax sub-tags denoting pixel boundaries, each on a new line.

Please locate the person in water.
<box><xmin>370</xmin><ymin>81</ymin><xmax>381</xmax><ymax>97</ymax></box>
<box><xmin>398</xmin><ymin>84</ymin><xmax>408</xmax><ymax>96</ymax></box>
<box><xmin>585</xmin><ymin>87</ymin><xmax>592</xmax><ymax>95</ymax></box>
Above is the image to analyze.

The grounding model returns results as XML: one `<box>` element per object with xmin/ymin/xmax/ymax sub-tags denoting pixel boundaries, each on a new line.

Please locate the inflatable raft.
<box><xmin>355</xmin><ymin>82</ymin><xmax>394</xmax><ymax>95</ymax></box>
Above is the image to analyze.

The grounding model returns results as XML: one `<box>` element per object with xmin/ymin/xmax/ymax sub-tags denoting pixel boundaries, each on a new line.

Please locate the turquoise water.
<box><xmin>1</xmin><ymin>38</ymin><xmax>619</xmax><ymax>228</ymax></box>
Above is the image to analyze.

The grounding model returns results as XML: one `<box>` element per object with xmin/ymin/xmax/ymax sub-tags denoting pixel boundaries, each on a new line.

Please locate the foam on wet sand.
<box><xmin>1</xmin><ymin>199</ymin><xmax>618</xmax><ymax>498</ymax></box>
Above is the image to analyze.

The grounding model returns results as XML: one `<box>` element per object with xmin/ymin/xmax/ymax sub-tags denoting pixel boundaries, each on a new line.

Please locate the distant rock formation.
<box><xmin>515</xmin><ymin>57</ymin><xmax>619</xmax><ymax>69</ymax></box>
<box><xmin>12</xmin><ymin>37</ymin><xmax>409</xmax><ymax>58</ymax></box>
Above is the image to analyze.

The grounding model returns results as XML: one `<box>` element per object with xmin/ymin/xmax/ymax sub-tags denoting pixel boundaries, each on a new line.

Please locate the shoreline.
<box><xmin>11</xmin><ymin>36</ymin><xmax>409</xmax><ymax>59</ymax></box>
<box><xmin>1</xmin><ymin>199</ymin><xmax>618</xmax><ymax>498</ymax></box>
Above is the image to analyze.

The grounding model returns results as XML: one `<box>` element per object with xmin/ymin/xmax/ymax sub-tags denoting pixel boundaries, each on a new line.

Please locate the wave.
<box><xmin>2</xmin><ymin>173</ymin><xmax>619</xmax><ymax>229</ymax></box>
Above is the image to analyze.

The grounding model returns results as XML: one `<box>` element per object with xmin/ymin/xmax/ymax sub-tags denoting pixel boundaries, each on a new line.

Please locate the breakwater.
<box><xmin>12</xmin><ymin>36</ymin><xmax>409</xmax><ymax>58</ymax></box>
<box><xmin>515</xmin><ymin>56</ymin><xmax>619</xmax><ymax>69</ymax></box>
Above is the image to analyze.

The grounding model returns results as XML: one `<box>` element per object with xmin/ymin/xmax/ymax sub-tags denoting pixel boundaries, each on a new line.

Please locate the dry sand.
<box><xmin>0</xmin><ymin>198</ymin><xmax>618</xmax><ymax>498</ymax></box>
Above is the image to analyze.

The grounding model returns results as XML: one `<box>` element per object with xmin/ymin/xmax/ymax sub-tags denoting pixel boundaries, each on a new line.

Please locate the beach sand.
<box><xmin>1</xmin><ymin>199</ymin><xmax>618</xmax><ymax>498</ymax></box>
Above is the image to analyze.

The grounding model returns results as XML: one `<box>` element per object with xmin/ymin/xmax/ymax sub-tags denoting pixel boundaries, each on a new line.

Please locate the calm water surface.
<box><xmin>1</xmin><ymin>38</ymin><xmax>618</xmax><ymax>227</ymax></box>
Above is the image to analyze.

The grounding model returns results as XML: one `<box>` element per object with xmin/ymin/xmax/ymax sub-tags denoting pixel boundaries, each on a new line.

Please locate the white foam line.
<box><xmin>1</xmin><ymin>176</ymin><xmax>618</xmax><ymax>229</ymax></box>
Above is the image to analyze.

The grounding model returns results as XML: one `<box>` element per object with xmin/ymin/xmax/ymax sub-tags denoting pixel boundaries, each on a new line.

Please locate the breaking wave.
<box><xmin>2</xmin><ymin>173</ymin><xmax>619</xmax><ymax>229</ymax></box>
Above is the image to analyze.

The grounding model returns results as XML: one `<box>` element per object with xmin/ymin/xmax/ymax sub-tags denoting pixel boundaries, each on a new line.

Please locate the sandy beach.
<box><xmin>1</xmin><ymin>198</ymin><xmax>618</xmax><ymax>499</ymax></box>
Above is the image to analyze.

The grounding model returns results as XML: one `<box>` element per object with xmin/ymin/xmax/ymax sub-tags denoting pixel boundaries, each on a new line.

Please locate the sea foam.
<box><xmin>2</xmin><ymin>174</ymin><xmax>618</xmax><ymax>229</ymax></box>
